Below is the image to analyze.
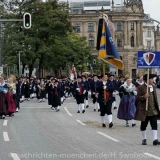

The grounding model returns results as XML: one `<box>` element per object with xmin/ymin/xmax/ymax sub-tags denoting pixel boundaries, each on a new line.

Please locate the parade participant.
<box><xmin>134</xmin><ymin>74</ymin><xmax>160</xmax><ymax>145</ymax></box>
<box><xmin>6</xmin><ymin>77</ymin><xmax>16</xmax><ymax>117</ymax></box>
<box><xmin>0</xmin><ymin>77</ymin><xmax>8</xmax><ymax>119</ymax></box>
<box><xmin>73</xmin><ymin>76</ymin><xmax>86</xmax><ymax>113</ymax></box>
<box><xmin>117</xmin><ymin>76</ymin><xmax>137</xmax><ymax>127</ymax></box>
<box><xmin>21</xmin><ymin>78</ymin><xmax>30</xmax><ymax>101</ymax></box>
<box><xmin>97</xmin><ymin>74</ymin><xmax>114</xmax><ymax>128</ymax></box>
<box><xmin>82</xmin><ymin>75</ymin><xmax>89</xmax><ymax>108</ymax></box>
<box><xmin>109</xmin><ymin>74</ymin><xmax>118</xmax><ymax>109</ymax></box>
<box><xmin>90</xmin><ymin>75</ymin><xmax>100</xmax><ymax>112</ymax></box>
<box><xmin>59</xmin><ymin>77</ymin><xmax>65</xmax><ymax>104</ymax></box>
<box><xmin>29</xmin><ymin>78</ymin><xmax>34</xmax><ymax>99</ymax></box>
<box><xmin>15</xmin><ymin>78</ymin><xmax>21</xmax><ymax>112</ymax></box>
<box><xmin>51</xmin><ymin>80</ymin><xmax>61</xmax><ymax>112</ymax></box>
<box><xmin>117</xmin><ymin>75</ymin><xmax>125</xmax><ymax>99</ymax></box>
<box><xmin>20</xmin><ymin>78</ymin><xmax>25</xmax><ymax>102</ymax></box>
<box><xmin>37</xmin><ymin>79</ymin><xmax>46</xmax><ymax>102</ymax></box>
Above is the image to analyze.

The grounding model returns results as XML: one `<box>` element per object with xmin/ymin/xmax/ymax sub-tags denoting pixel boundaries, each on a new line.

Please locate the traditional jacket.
<box><xmin>134</xmin><ymin>84</ymin><xmax>160</xmax><ymax>121</ymax></box>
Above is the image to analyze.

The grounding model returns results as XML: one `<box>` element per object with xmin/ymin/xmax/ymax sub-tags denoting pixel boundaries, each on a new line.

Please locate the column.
<box><xmin>124</xmin><ymin>22</ymin><xmax>127</xmax><ymax>45</ymax></box>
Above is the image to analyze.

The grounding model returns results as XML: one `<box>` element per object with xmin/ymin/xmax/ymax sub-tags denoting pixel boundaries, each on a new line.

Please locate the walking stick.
<box><xmin>146</xmin><ymin>68</ymin><xmax>149</xmax><ymax>111</ymax></box>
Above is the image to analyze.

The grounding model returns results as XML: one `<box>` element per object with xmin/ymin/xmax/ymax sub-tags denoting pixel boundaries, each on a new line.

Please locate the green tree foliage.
<box><xmin>1</xmin><ymin>0</ymin><xmax>92</xmax><ymax>77</ymax></box>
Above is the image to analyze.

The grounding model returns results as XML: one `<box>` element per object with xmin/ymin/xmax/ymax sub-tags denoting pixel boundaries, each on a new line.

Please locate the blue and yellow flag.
<box><xmin>96</xmin><ymin>18</ymin><xmax>124</xmax><ymax>70</ymax></box>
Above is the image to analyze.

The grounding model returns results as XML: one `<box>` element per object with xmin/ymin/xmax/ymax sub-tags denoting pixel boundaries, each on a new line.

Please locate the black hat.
<box><xmin>77</xmin><ymin>76</ymin><xmax>82</xmax><ymax>79</ymax></box>
<box><xmin>143</xmin><ymin>74</ymin><xmax>157</xmax><ymax>81</ymax></box>
<box><xmin>109</xmin><ymin>74</ymin><xmax>114</xmax><ymax>77</ymax></box>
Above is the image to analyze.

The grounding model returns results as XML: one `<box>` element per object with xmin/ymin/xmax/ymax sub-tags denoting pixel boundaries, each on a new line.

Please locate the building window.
<box><xmin>131</xmin><ymin>36</ymin><xmax>134</xmax><ymax>47</ymax></box>
<box><xmin>131</xmin><ymin>23</ymin><xmax>134</xmax><ymax>30</ymax></box>
<box><xmin>74</xmin><ymin>24</ymin><xmax>80</xmax><ymax>32</ymax></box>
<box><xmin>147</xmin><ymin>30</ymin><xmax>151</xmax><ymax>37</ymax></box>
<box><xmin>117</xmin><ymin>22</ymin><xmax>122</xmax><ymax>31</ymax></box>
<box><xmin>88</xmin><ymin>23</ymin><xmax>94</xmax><ymax>32</ymax></box>
<box><xmin>88</xmin><ymin>36</ymin><xmax>94</xmax><ymax>48</ymax></box>
<box><xmin>117</xmin><ymin>39</ymin><xmax>122</xmax><ymax>47</ymax></box>
<box><xmin>147</xmin><ymin>41</ymin><xmax>151</xmax><ymax>48</ymax></box>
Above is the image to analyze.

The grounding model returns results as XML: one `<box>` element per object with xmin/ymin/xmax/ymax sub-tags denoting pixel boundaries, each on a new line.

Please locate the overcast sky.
<box><xmin>142</xmin><ymin>0</ymin><xmax>160</xmax><ymax>22</ymax></box>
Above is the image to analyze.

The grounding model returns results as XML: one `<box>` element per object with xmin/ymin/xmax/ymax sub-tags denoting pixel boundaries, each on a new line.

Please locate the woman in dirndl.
<box><xmin>117</xmin><ymin>76</ymin><xmax>137</xmax><ymax>127</ymax></box>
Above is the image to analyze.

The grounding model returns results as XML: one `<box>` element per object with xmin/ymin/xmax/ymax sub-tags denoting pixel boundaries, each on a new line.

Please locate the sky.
<box><xmin>142</xmin><ymin>0</ymin><xmax>160</xmax><ymax>23</ymax></box>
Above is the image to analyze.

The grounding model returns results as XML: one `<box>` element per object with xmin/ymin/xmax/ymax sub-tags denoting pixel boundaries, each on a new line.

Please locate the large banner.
<box><xmin>137</xmin><ymin>51</ymin><xmax>160</xmax><ymax>68</ymax></box>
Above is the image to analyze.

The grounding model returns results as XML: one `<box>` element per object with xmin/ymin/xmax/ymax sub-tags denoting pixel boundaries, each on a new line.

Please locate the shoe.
<box><xmin>51</xmin><ymin>107</ymin><xmax>54</xmax><ymax>110</ymax></box>
<box><xmin>126</xmin><ymin>123</ymin><xmax>129</xmax><ymax>127</ymax></box>
<box><xmin>77</xmin><ymin>110</ymin><xmax>80</xmax><ymax>113</ymax></box>
<box><xmin>142</xmin><ymin>139</ymin><xmax>147</xmax><ymax>145</ymax></box>
<box><xmin>94</xmin><ymin>109</ymin><xmax>96</xmax><ymax>112</ymax></box>
<box><xmin>132</xmin><ymin>123</ymin><xmax>136</xmax><ymax>127</ymax></box>
<box><xmin>16</xmin><ymin>108</ymin><xmax>18</xmax><ymax>112</ymax></box>
<box><xmin>109</xmin><ymin>122</ymin><xmax>113</xmax><ymax>128</ymax></box>
<box><xmin>153</xmin><ymin>139</ymin><xmax>160</xmax><ymax>145</ymax></box>
<box><xmin>2</xmin><ymin>115</ymin><xmax>5</xmax><ymax>119</ymax></box>
<box><xmin>102</xmin><ymin>123</ymin><xmax>106</xmax><ymax>127</ymax></box>
<box><xmin>9</xmin><ymin>113</ymin><xmax>14</xmax><ymax>117</ymax></box>
<box><xmin>86</xmin><ymin>105</ymin><xmax>89</xmax><ymax>108</ymax></box>
<box><xmin>82</xmin><ymin>110</ymin><xmax>85</xmax><ymax>113</ymax></box>
<box><xmin>113</xmin><ymin>107</ymin><xmax>117</xmax><ymax>109</ymax></box>
<box><xmin>56</xmin><ymin>109</ymin><xmax>60</xmax><ymax>112</ymax></box>
<box><xmin>98</xmin><ymin>109</ymin><xmax>100</xmax><ymax>112</ymax></box>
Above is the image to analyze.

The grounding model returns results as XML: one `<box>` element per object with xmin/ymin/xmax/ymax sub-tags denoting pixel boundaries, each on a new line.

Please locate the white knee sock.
<box><xmin>85</xmin><ymin>100</ymin><xmax>88</xmax><ymax>106</ymax></box>
<box><xmin>81</xmin><ymin>103</ymin><xmax>85</xmax><ymax>110</ymax></box>
<box><xmin>113</xmin><ymin>101</ymin><xmax>116</xmax><ymax>107</ymax></box>
<box><xmin>61</xmin><ymin>97</ymin><xmax>63</xmax><ymax>102</ymax></box>
<box><xmin>96</xmin><ymin>102</ymin><xmax>100</xmax><ymax>109</ymax></box>
<box><xmin>152</xmin><ymin>130</ymin><xmax>157</xmax><ymax>141</ymax></box>
<box><xmin>77</xmin><ymin>104</ymin><xmax>80</xmax><ymax>111</ymax></box>
<box><xmin>132</xmin><ymin>119</ymin><xmax>135</xmax><ymax>124</ymax></box>
<box><xmin>107</xmin><ymin>115</ymin><xmax>112</xmax><ymax>123</ymax></box>
<box><xmin>57</xmin><ymin>106</ymin><xmax>60</xmax><ymax>110</ymax></box>
<box><xmin>94</xmin><ymin>103</ymin><xmax>96</xmax><ymax>109</ymax></box>
<box><xmin>101</xmin><ymin>116</ymin><xmax>105</xmax><ymax>124</ymax></box>
<box><xmin>142</xmin><ymin>131</ymin><xmax>146</xmax><ymax>140</ymax></box>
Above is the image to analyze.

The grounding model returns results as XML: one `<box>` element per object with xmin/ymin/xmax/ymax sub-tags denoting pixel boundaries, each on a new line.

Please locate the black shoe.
<box><xmin>77</xmin><ymin>110</ymin><xmax>80</xmax><ymax>113</ymax></box>
<box><xmin>82</xmin><ymin>110</ymin><xmax>85</xmax><ymax>113</ymax></box>
<box><xmin>86</xmin><ymin>105</ymin><xmax>89</xmax><ymax>108</ymax></box>
<box><xmin>56</xmin><ymin>109</ymin><xmax>60</xmax><ymax>112</ymax></box>
<box><xmin>102</xmin><ymin>123</ymin><xmax>106</xmax><ymax>127</ymax></box>
<box><xmin>142</xmin><ymin>139</ymin><xmax>147</xmax><ymax>145</ymax></box>
<box><xmin>94</xmin><ymin>109</ymin><xmax>96</xmax><ymax>112</ymax></box>
<box><xmin>153</xmin><ymin>139</ymin><xmax>160</xmax><ymax>145</ymax></box>
<box><xmin>113</xmin><ymin>107</ymin><xmax>117</xmax><ymax>109</ymax></box>
<box><xmin>109</xmin><ymin>122</ymin><xmax>113</xmax><ymax>128</ymax></box>
<box><xmin>98</xmin><ymin>109</ymin><xmax>100</xmax><ymax>112</ymax></box>
<box><xmin>9</xmin><ymin>113</ymin><xmax>14</xmax><ymax>117</ymax></box>
<box><xmin>132</xmin><ymin>123</ymin><xmax>136</xmax><ymax>127</ymax></box>
<box><xmin>2</xmin><ymin>115</ymin><xmax>5</xmax><ymax>119</ymax></box>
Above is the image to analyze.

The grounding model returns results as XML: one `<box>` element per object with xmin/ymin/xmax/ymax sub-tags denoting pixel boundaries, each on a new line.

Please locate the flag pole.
<box><xmin>146</xmin><ymin>68</ymin><xmax>149</xmax><ymax>111</ymax></box>
<box><xmin>100</xmin><ymin>7</ymin><xmax>107</xmax><ymax>105</ymax></box>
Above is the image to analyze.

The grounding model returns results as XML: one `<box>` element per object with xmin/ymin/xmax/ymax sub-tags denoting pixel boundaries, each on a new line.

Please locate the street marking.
<box><xmin>97</xmin><ymin>132</ymin><xmax>119</xmax><ymax>142</ymax></box>
<box><xmin>3</xmin><ymin>120</ymin><xmax>8</xmax><ymax>126</ymax></box>
<box><xmin>144</xmin><ymin>153</ymin><xmax>160</xmax><ymax>160</ymax></box>
<box><xmin>10</xmin><ymin>153</ymin><xmax>21</xmax><ymax>160</ymax></box>
<box><xmin>76</xmin><ymin>119</ymin><xmax>86</xmax><ymax>126</ymax></box>
<box><xmin>22</xmin><ymin>107</ymin><xmax>49</xmax><ymax>109</ymax></box>
<box><xmin>3</xmin><ymin>132</ymin><xmax>9</xmax><ymax>141</ymax></box>
<box><xmin>64</xmin><ymin>107</ymin><xmax>73</xmax><ymax>116</ymax></box>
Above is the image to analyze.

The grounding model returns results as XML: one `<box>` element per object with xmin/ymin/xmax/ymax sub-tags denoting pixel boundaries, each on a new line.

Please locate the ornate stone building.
<box><xmin>70</xmin><ymin>0</ymin><xmax>160</xmax><ymax>77</ymax></box>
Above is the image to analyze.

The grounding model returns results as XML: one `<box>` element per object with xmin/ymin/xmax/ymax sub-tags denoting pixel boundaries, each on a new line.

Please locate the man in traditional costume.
<box><xmin>134</xmin><ymin>74</ymin><xmax>160</xmax><ymax>145</ymax></box>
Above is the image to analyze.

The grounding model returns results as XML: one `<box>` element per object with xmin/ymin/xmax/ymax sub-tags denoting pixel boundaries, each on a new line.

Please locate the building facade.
<box><xmin>70</xmin><ymin>0</ymin><xmax>160</xmax><ymax>77</ymax></box>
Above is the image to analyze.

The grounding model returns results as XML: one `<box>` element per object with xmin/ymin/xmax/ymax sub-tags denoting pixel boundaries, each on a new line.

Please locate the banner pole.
<box><xmin>146</xmin><ymin>68</ymin><xmax>149</xmax><ymax>111</ymax></box>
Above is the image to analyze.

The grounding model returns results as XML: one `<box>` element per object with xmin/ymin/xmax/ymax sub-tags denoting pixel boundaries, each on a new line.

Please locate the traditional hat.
<box><xmin>77</xmin><ymin>76</ymin><xmax>82</xmax><ymax>79</ymax></box>
<box><xmin>108</xmin><ymin>74</ymin><xmax>114</xmax><ymax>77</ymax></box>
<box><xmin>143</xmin><ymin>74</ymin><xmax>157</xmax><ymax>81</ymax></box>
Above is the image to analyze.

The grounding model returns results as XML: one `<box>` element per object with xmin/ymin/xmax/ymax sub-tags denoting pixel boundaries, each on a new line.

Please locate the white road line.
<box><xmin>3</xmin><ymin>132</ymin><xmax>10</xmax><ymax>141</ymax></box>
<box><xmin>97</xmin><ymin>132</ymin><xmax>119</xmax><ymax>142</ymax></box>
<box><xmin>76</xmin><ymin>119</ymin><xmax>86</xmax><ymax>126</ymax></box>
<box><xmin>10</xmin><ymin>153</ymin><xmax>21</xmax><ymax>160</ymax></box>
<box><xmin>3</xmin><ymin>120</ymin><xmax>8</xmax><ymax>126</ymax></box>
<box><xmin>64</xmin><ymin>107</ymin><xmax>73</xmax><ymax>116</ymax></box>
<box><xmin>144</xmin><ymin>153</ymin><xmax>160</xmax><ymax>160</ymax></box>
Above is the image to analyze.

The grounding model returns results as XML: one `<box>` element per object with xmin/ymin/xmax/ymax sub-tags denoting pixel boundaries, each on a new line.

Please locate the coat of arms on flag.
<box><xmin>70</xmin><ymin>65</ymin><xmax>77</xmax><ymax>80</ymax></box>
<box><xmin>143</xmin><ymin>52</ymin><xmax>155</xmax><ymax>66</ymax></box>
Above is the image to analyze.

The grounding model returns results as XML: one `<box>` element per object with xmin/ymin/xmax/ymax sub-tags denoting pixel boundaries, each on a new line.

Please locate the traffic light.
<box><xmin>23</xmin><ymin>13</ymin><xmax>31</xmax><ymax>29</ymax></box>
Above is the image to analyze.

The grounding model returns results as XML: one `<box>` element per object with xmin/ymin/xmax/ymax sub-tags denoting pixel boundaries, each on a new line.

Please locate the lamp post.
<box><xmin>19</xmin><ymin>51</ymin><xmax>21</xmax><ymax>77</ymax></box>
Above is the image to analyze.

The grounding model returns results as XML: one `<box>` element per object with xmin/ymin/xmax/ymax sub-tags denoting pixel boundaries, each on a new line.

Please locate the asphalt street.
<box><xmin>1</xmin><ymin>89</ymin><xmax>160</xmax><ymax>160</ymax></box>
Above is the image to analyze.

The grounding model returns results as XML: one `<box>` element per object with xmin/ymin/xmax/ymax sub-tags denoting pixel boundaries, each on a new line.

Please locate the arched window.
<box><xmin>117</xmin><ymin>22</ymin><xmax>122</xmax><ymax>31</ymax></box>
<box><xmin>131</xmin><ymin>36</ymin><xmax>134</xmax><ymax>47</ymax></box>
<box><xmin>88</xmin><ymin>36</ymin><xmax>94</xmax><ymax>48</ymax></box>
